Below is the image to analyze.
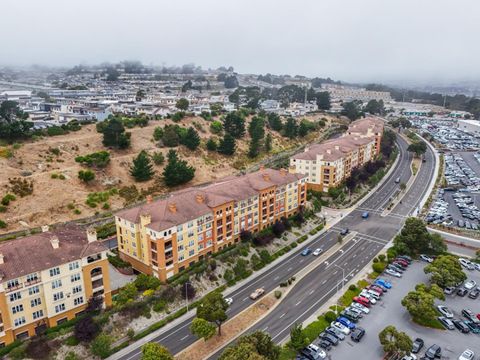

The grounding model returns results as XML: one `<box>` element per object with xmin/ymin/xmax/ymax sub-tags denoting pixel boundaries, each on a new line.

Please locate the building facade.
<box><xmin>0</xmin><ymin>226</ymin><xmax>111</xmax><ymax>346</ymax></box>
<box><xmin>115</xmin><ymin>168</ymin><xmax>307</xmax><ymax>281</ymax></box>
<box><xmin>289</xmin><ymin>117</ymin><xmax>384</xmax><ymax>192</ymax></box>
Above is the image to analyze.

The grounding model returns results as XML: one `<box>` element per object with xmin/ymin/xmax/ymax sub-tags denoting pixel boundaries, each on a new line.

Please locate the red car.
<box><xmin>367</xmin><ymin>285</ymin><xmax>384</xmax><ymax>295</ymax></box>
<box><xmin>394</xmin><ymin>259</ymin><xmax>409</xmax><ymax>267</ymax></box>
<box><xmin>477</xmin><ymin>313</ymin><xmax>480</xmax><ymax>321</ymax></box>
<box><xmin>353</xmin><ymin>296</ymin><xmax>370</xmax><ymax>307</ymax></box>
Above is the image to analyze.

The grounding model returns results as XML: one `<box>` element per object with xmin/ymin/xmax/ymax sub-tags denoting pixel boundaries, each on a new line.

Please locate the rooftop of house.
<box><xmin>117</xmin><ymin>168</ymin><xmax>306</xmax><ymax>232</ymax></box>
<box><xmin>347</xmin><ymin>117</ymin><xmax>384</xmax><ymax>135</ymax></box>
<box><xmin>0</xmin><ymin>225</ymin><xmax>106</xmax><ymax>282</ymax></box>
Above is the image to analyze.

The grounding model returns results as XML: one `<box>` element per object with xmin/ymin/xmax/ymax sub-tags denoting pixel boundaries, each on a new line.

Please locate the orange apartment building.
<box><xmin>0</xmin><ymin>225</ymin><xmax>112</xmax><ymax>346</ymax></box>
<box><xmin>115</xmin><ymin>168</ymin><xmax>307</xmax><ymax>281</ymax></box>
<box><xmin>290</xmin><ymin>117</ymin><xmax>384</xmax><ymax>192</ymax></box>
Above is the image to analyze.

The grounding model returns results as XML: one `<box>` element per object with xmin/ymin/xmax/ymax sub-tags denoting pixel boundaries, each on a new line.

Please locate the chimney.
<box><xmin>335</xmin><ymin>145</ymin><xmax>340</xmax><ymax>150</ymax></box>
<box><xmin>140</xmin><ymin>212</ymin><xmax>151</xmax><ymax>226</ymax></box>
<box><xmin>195</xmin><ymin>194</ymin><xmax>204</xmax><ymax>204</ymax></box>
<box><xmin>87</xmin><ymin>227</ymin><xmax>97</xmax><ymax>243</ymax></box>
<box><xmin>280</xmin><ymin>168</ymin><xmax>287</xmax><ymax>176</ymax></box>
<box><xmin>168</xmin><ymin>202</ymin><xmax>177</xmax><ymax>213</ymax></box>
<box><xmin>326</xmin><ymin>149</ymin><xmax>331</xmax><ymax>154</ymax></box>
<box><xmin>0</xmin><ymin>253</ymin><xmax>4</xmax><ymax>265</ymax></box>
<box><xmin>50</xmin><ymin>236</ymin><xmax>60</xmax><ymax>249</ymax></box>
<box><xmin>262</xmin><ymin>173</ymin><xmax>270</xmax><ymax>181</ymax></box>
<box><xmin>41</xmin><ymin>225</ymin><xmax>49</xmax><ymax>233</ymax></box>
<box><xmin>259</xmin><ymin>165</ymin><xmax>265</xmax><ymax>171</ymax></box>
<box><xmin>146</xmin><ymin>195</ymin><xmax>153</xmax><ymax>204</ymax></box>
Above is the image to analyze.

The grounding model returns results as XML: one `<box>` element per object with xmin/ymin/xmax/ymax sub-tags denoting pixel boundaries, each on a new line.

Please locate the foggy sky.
<box><xmin>2</xmin><ymin>0</ymin><xmax>479</xmax><ymax>84</ymax></box>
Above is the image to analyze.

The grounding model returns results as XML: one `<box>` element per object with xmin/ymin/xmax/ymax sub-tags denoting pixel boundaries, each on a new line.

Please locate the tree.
<box><xmin>0</xmin><ymin>100</ymin><xmax>28</xmax><ymax>122</ymax></box>
<box><xmin>0</xmin><ymin>120</ymin><xmax>33</xmax><ymax>141</ymax></box>
<box><xmin>219</xmin><ymin>342</ymin><xmax>265</xmax><ymax>360</ymax></box>
<box><xmin>153</xmin><ymin>127</ymin><xmax>164</xmax><ymax>141</ymax></box>
<box><xmin>424</xmin><ymin>255</ymin><xmax>466</xmax><ymax>288</ymax></box>
<box><xmin>136</xmin><ymin>89</ymin><xmax>146</xmax><ymax>101</ymax></box>
<box><xmin>364</xmin><ymin>99</ymin><xmax>385</xmax><ymax>115</ymax></box>
<box><xmin>91</xmin><ymin>333</ymin><xmax>112</xmax><ymax>358</ymax></box>
<box><xmin>248</xmin><ymin>137</ymin><xmax>261</xmax><ymax>158</ymax></box>
<box><xmin>248</xmin><ymin>116</ymin><xmax>265</xmax><ymax>140</ymax></box>
<box><xmin>223</xmin><ymin>112</ymin><xmax>245</xmax><ymax>138</ymax></box>
<box><xmin>341</xmin><ymin>101</ymin><xmax>362</xmax><ymax>121</ymax></box>
<box><xmin>289</xmin><ymin>323</ymin><xmax>309</xmax><ymax>351</ymax></box>
<box><xmin>74</xmin><ymin>316</ymin><xmax>99</xmax><ymax>342</ymax></box>
<box><xmin>316</xmin><ymin>91</ymin><xmax>331</xmax><ymax>110</ymax></box>
<box><xmin>101</xmin><ymin>117</ymin><xmax>131</xmax><ymax>149</ymax></box>
<box><xmin>196</xmin><ymin>291</ymin><xmax>228</xmax><ymax>335</ymax></box>
<box><xmin>283</xmin><ymin>117</ymin><xmax>298</xmax><ymax>139</ymax></box>
<box><xmin>218</xmin><ymin>134</ymin><xmax>236</xmax><ymax>155</ymax></box>
<box><xmin>219</xmin><ymin>331</ymin><xmax>279</xmax><ymax>360</ymax></box>
<box><xmin>162</xmin><ymin>126</ymin><xmax>180</xmax><ymax>147</ymax></box>
<box><xmin>224</xmin><ymin>75</ymin><xmax>239</xmax><ymax>89</ymax></box>
<box><xmin>181</xmin><ymin>282</ymin><xmax>196</xmax><ymax>300</ymax></box>
<box><xmin>264</xmin><ymin>133</ymin><xmax>272</xmax><ymax>152</ymax></box>
<box><xmin>206</xmin><ymin>138</ymin><xmax>218</xmax><ymax>151</ymax></box>
<box><xmin>176</xmin><ymin>98</ymin><xmax>189</xmax><ymax>111</ymax></box>
<box><xmin>183</xmin><ymin>127</ymin><xmax>200</xmax><ymax>150</ymax></box>
<box><xmin>134</xmin><ymin>274</ymin><xmax>161</xmax><ymax>291</ymax></box>
<box><xmin>190</xmin><ymin>317</ymin><xmax>216</xmax><ymax>340</ymax></box>
<box><xmin>141</xmin><ymin>343</ymin><xmax>174</xmax><ymax>360</ymax></box>
<box><xmin>152</xmin><ymin>151</ymin><xmax>165</xmax><ymax>165</ymax></box>
<box><xmin>106</xmin><ymin>67</ymin><xmax>120</xmax><ymax>81</ymax></box>
<box><xmin>78</xmin><ymin>169</ymin><xmax>95</xmax><ymax>183</ymax></box>
<box><xmin>378</xmin><ymin>325</ymin><xmax>413</xmax><ymax>357</ymax></box>
<box><xmin>162</xmin><ymin>150</ymin><xmax>195</xmax><ymax>187</ymax></box>
<box><xmin>401</xmin><ymin>284</ymin><xmax>444</xmax><ymax>323</ymax></box>
<box><xmin>393</xmin><ymin>217</ymin><xmax>446</xmax><ymax>256</ymax></box>
<box><xmin>407</xmin><ymin>141</ymin><xmax>427</xmax><ymax>157</ymax></box>
<box><xmin>130</xmin><ymin>150</ymin><xmax>154</xmax><ymax>181</ymax></box>
<box><xmin>210</xmin><ymin>120</ymin><xmax>223</xmax><ymax>134</ymax></box>
<box><xmin>267</xmin><ymin>113</ymin><xmax>283</xmax><ymax>131</ymax></box>
<box><xmin>272</xmin><ymin>220</ymin><xmax>285</xmax><ymax>238</ymax></box>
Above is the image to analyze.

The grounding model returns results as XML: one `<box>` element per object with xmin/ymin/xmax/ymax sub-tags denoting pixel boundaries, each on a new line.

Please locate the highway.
<box><xmin>112</xmin><ymin>133</ymin><xmax>435</xmax><ymax>360</ymax></box>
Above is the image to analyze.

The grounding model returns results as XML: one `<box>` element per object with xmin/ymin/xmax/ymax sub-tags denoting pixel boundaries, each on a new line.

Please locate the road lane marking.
<box><xmin>280</xmin><ymin>313</ymin><xmax>286</xmax><ymax>319</ymax></box>
<box><xmin>180</xmin><ymin>335</ymin><xmax>189</xmax><ymax>341</ymax></box>
<box><xmin>309</xmin><ymin>289</ymin><xmax>315</xmax><ymax>295</ymax></box>
<box><xmin>287</xmin><ymin>267</ymin><xmax>292</xmax><ymax>271</ymax></box>
<box><xmin>322</xmin><ymin>279</ymin><xmax>327</xmax><ymax>284</ymax></box>
<box><xmin>295</xmin><ymin>300</ymin><xmax>302</xmax><ymax>306</ymax></box>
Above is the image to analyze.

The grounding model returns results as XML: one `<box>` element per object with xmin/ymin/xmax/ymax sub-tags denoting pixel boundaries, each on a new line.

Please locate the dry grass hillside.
<box><xmin>0</xmin><ymin>113</ymin><xmax>340</xmax><ymax>233</ymax></box>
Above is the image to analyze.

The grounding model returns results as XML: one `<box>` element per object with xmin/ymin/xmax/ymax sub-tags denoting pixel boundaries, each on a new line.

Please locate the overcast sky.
<box><xmin>2</xmin><ymin>0</ymin><xmax>479</xmax><ymax>84</ymax></box>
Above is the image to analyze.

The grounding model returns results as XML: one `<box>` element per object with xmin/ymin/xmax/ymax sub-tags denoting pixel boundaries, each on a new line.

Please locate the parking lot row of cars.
<box><xmin>412</xmin><ymin>121</ymin><xmax>480</xmax><ymax>150</ymax></box>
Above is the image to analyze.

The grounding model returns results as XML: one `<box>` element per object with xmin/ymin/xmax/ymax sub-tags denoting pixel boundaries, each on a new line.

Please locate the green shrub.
<box><xmin>65</xmin><ymin>336</ymin><xmax>80</xmax><ymax>346</ymax></box>
<box><xmin>0</xmin><ymin>205</ymin><xmax>6</xmax><ymax>213</ymax></box>
<box><xmin>91</xmin><ymin>333</ymin><xmax>112</xmax><ymax>358</ymax></box>
<box><xmin>372</xmin><ymin>262</ymin><xmax>386</xmax><ymax>273</ymax></box>
<box><xmin>324</xmin><ymin>311</ymin><xmax>337</xmax><ymax>323</ymax></box>
<box><xmin>274</xmin><ymin>290</ymin><xmax>282</xmax><ymax>299</ymax></box>
<box><xmin>1</xmin><ymin>193</ymin><xmax>16</xmax><ymax>206</ymax></box>
<box><xmin>0</xmin><ymin>220</ymin><xmax>7</xmax><ymax>229</ymax></box>
<box><xmin>348</xmin><ymin>284</ymin><xmax>357</xmax><ymax>291</ymax></box>
<box><xmin>302</xmin><ymin>316</ymin><xmax>329</xmax><ymax>341</ymax></box>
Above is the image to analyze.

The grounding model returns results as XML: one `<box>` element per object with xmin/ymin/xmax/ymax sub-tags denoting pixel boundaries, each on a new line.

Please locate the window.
<box><xmin>178</xmin><ymin>255</ymin><xmax>184</xmax><ymax>261</ymax></box>
<box><xmin>52</xmin><ymin>279</ymin><xmax>62</xmax><ymax>289</ymax></box>
<box><xmin>69</xmin><ymin>262</ymin><xmax>79</xmax><ymax>271</ymax></box>
<box><xmin>32</xmin><ymin>310</ymin><xmax>44</xmax><ymax>320</ymax></box>
<box><xmin>188</xmin><ymin>240</ymin><xmax>195</xmax><ymax>247</ymax></box>
<box><xmin>49</xmin><ymin>267</ymin><xmax>60</xmax><ymax>277</ymax></box>
<box><xmin>189</xmin><ymin>249</ymin><xmax>195</xmax><ymax>257</ymax></box>
<box><xmin>31</xmin><ymin>298</ymin><xmax>41</xmax><ymax>307</ymax></box>
<box><xmin>72</xmin><ymin>285</ymin><xmax>82</xmax><ymax>294</ymax></box>
<box><xmin>26</xmin><ymin>273</ymin><xmax>38</xmax><ymax>283</ymax></box>
<box><xmin>55</xmin><ymin>304</ymin><xmax>66</xmax><ymax>313</ymax></box>
<box><xmin>74</xmin><ymin>297</ymin><xmax>84</xmax><ymax>306</ymax></box>
<box><xmin>6</xmin><ymin>279</ymin><xmax>19</xmax><ymax>289</ymax></box>
<box><xmin>53</xmin><ymin>292</ymin><xmax>64</xmax><ymax>301</ymax></box>
<box><xmin>29</xmin><ymin>286</ymin><xmax>40</xmax><ymax>295</ymax></box>
<box><xmin>9</xmin><ymin>292</ymin><xmax>21</xmax><ymax>302</ymax></box>
<box><xmin>12</xmin><ymin>305</ymin><xmax>23</xmax><ymax>314</ymax></box>
<box><xmin>71</xmin><ymin>273</ymin><xmax>81</xmax><ymax>282</ymax></box>
<box><xmin>177</xmin><ymin>245</ymin><xmax>184</xmax><ymax>252</ymax></box>
<box><xmin>14</xmin><ymin>317</ymin><xmax>25</xmax><ymax>327</ymax></box>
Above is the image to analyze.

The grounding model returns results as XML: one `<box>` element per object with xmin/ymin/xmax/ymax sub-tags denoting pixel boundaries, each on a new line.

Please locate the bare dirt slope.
<box><xmin>0</xmin><ymin>114</ymin><xmax>338</xmax><ymax>233</ymax></box>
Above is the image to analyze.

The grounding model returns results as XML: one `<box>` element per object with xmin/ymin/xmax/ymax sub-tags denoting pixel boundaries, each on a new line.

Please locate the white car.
<box><xmin>330</xmin><ymin>321</ymin><xmax>351</xmax><ymax>335</ymax></box>
<box><xmin>350</xmin><ymin>302</ymin><xmax>370</xmax><ymax>314</ymax></box>
<box><xmin>385</xmin><ymin>268</ymin><xmax>402</xmax><ymax>278</ymax></box>
<box><xmin>360</xmin><ymin>290</ymin><xmax>377</xmax><ymax>304</ymax></box>
<box><xmin>224</xmin><ymin>297</ymin><xmax>233</xmax><ymax>306</ymax></box>
<box><xmin>459</xmin><ymin>349</ymin><xmax>475</xmax><ymax>360</ymax></box>
<box><xmin>464</xmin><ymin>280</ymin><xmax>477</xmax><ymax>290</ymax></box>
<box><xmin>313</xmin><ymin>248</ymin><xmax>323</xmax><ymax>256</ymax></box>
<box><xmin>459</xmin><ymin>258</ymin><xmax>475</xmax><ymax>270</ymax></box>
<box><xmin>475</xmin><ymin>263</ymin><xmax>480</xmax><ymax>271</ymax></box>
<box><xmin>420</xmin><ymin>254</ymin><xmax>434</xmax><ymax>263</ymax></box>
<box><xmin>437</xmin><ymin>305</ymin><xmax>453</xmax><ymax>319</ymax></box>
<box><xmin>307</xmin><ymin>344</ymin><xmax>326</xmax><ymax>359</ymax></box>
<box><xmin>249</xmin><ymin>288</ymin><xmax>265</xmax><ymax>300</ymax></box>
<box><xmin>401</xmin><ymin>354</ymin><xmax>417</xmax><ymax>360</ymax></box>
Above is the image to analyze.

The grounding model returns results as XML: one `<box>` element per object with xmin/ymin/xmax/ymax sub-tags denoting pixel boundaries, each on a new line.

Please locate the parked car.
<box><xmin>462</xmin><ymin>309</ymin><xmax>478</xmax><ymax>322</ymax></box>
<box><xmin>317</xmin><ymin>339</ymin><xmax>331</xmax><ymax>351</ymax></box>
<box><xmin>336</xmin><ymin>316</ymin><xmax>356</xmax><ymax>329</ymax></box>
<box><xmin>367</xmin><ymin>285</ymin><xmax>385</xmax><ymax>294</ymax></box>
<box><xmin>374</xmin><ymin>278</ymin><xmax>392</xmax><ymax>289</ymax></box>
<box><xmin>458</xmin><ymin>349</ymin><xmax>475</xmax><ymax>360</ymax></box>
<box><xmin>444</xmin><ymin>286</ymin><xmax>455</xmax><ymax>295</ymax></box>
<box><xmin>341</xmin><ymin>309</ymin><xmax>361</xmax><ymax>322</ymax></box>
<box><xmin>330</xmin><ymin>321</ymin><xmax>351</xmax><ymax>335</ymax></box>
<box><xmin>463</xmin><ymin>320</ymin><xmax>480</xmax><ymax>334</ymax></box>
<box><xmin>249</xmin><ymin>288</ymin><xmax>265</xmax><ymax>300</ymax></box>
<box><xmin>438</xmin><ymin>316</ymin><xmax>455</xmax><ymax>330</ymax></box>
<box><xmin>420</xmin><ymin>254</ymin><xmax>434</xmax><ymax>263</ymax></box>
<box><xmin>385</xmin><ymin>268</ymin><xmax>402</xmax><ymax>277</ymax></box>
<box><xmin>397</xmin><ymin>255</ymin><xmax>412</xmax><ymax>263</ymax></box>
<box><xmin>353</xmin><ymin>296</ymin><xmax>370</xmax><ymax>307</ymax></box>
<box><xmin>437</xmin><ymin>305</ymin><xmax>453</xmax><ymax>319</ymax></box>
<box><xmin>350</xmin><ymin>302</ymin><xmax>370</xmax><ymax>314</ymax></box>
<box><xmin>301</xmin><ymin>248</ymin><xmax>312</xmax><ymax>256</ymax></box>
<box><xmin>453</xmin><ymin>319</ymin><xmax>470</xmax><ymax>333</ymax></box>
<box><xmin>361</xmin><ymin>211</ymin><xmax>369</xmax><ymax>218</ymax></box>
<box><xmin>424</xmin><ymin>344</ymin><xmax>441</xmax><ymax>359</ymax></box>
<box><xmin>224</xmin><ymin>297</ymin><xmax>233</xmax><ymax>306</ymax></box>
<box><xmin>464</xmin><ymin>280</ymin><xmax>476</xmax><ymax>290</ymax></box>
<box><xmin>459</xmin><ymin>258</ymin><xmax>475</xmax><ymax>270</ymax></box>
<box><xmin>411</xmin><ymin>338</ymin><xmax>424</xmax><ymax>354</ymax></box>
<box><xmin>325</xmin><ymin>326</ymin><xmax>345</xmax><ymax>340</ymax></box>
<box><xmin>350</xmin><ymin>327</ymin><xmax>365</xmax><ymax>342</ymax></box>
<box><xmin>359</xmin><ymin>290</ymin><xmax>377</xmax><ymax>304</ymax></box>
<box><xmin>340</xmin><ymin>228</ymin><xmax>349</xmax><ymax>235</ymax></box>
<box><xmin>345</xmin><ymin>306</ymin><xmax>363</xmax><ymax>317</ymax></box>
<box><xmin>468</xmin><ymin>288</ymin><xmax>479</xmax><ymax>299</ymax></box>
<box><xmin>313</xmin><ymin>248</ymin><xmax>323</xmax><ymax>256</ymax></box>
<box><xmin>318</xmin><ymin>332</ymin><xmax>339</xmax><ymax>346</ymax></box>
<box><xmin>457</xmin><ymin>288</ymin><xmax>468</xmax><ymax>297</ymax></box>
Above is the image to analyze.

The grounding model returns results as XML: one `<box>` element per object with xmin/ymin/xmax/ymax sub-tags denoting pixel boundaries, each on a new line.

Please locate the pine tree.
<box><xmin>130</xmin><ymin>150</ymin><xmax>154</xmax><ymax>182</ymax></box>
<box><xmin>183</xmin><ymin>127</ymin><xmax>200</xmax><ymax>150</ymax></box>
<box><xmin>163</xmin><ymin>150</ymin><xmax>195</xmax><ymax>187</ymax></box>
<box><xmin>248</xmin><ymin>137</ymin><xmax>260</xmax><ymax>158</ymax></box>
<box><xmin>162</xmin><ymin>126</ymin><xmax>180</xmax><ymax>147</ymax></box>
<box><xmin>284</xmin><ymin>117</ymin><xmax>298</xmax><ymax>139</ymax></box>
<box><xmin>223</xmin><ymin>112</ymin><xmax>245</xmax><ymax>138</ymax></box>
<box><xmin>101</xmin><ymin>117</ymin><xmax>131</xmax><ymax>149</ymax></box>
<box><xmin>265</xmin><ymin>133</ymin><xmax>272</xmax><ymax>152</ymax></box>
<box><xmin>218</xmin><ymin>134</ymin><xmax>236</xmax><ymax>155</ymax></box>
<box><xmin>206</xmin><ymin>138</ymin><xmax>218</xmax><ymax>151</ymax></box>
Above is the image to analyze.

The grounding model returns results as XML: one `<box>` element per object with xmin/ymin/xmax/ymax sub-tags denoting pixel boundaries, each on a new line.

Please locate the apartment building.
<box><xmin>115</xmin><ymin>168</ymin><xmax>307</xmax><ymax>281</ymax></box>
<box><xmin>0</xmin><ymin>225</ymin><xmax>111</xmax><ymax>346</ymax></box>
<box><xmin>289</xmin><ymin>117</ymin><xmax>384</xmax><ymax>192</ymax></box>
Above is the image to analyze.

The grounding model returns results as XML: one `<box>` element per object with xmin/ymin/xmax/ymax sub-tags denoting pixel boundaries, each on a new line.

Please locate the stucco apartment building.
<box><xmin>115</xmin><ymin>168</ymin><xmax>307</xmax><ymax>281</ymax></box>
<box><xmin>0</xmin><ymin>225</ymin><xmax>112</xmax><ymax>346</ymax></box>
<box><xmin>290</xmin><ymin>117</ymin><xmax>384</xmax><ymax>192</ymax></box>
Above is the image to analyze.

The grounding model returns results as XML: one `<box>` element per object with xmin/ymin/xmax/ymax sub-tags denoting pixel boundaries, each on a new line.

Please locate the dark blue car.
<box><xmin>336</xmin><ymin>316</ymin><xmax>356</xmax><ymax>329</ymax></box>
<box><xmin>301</xmin><ymin>248</ymin><xmax>311</xmax><ymax>256</ymax></box>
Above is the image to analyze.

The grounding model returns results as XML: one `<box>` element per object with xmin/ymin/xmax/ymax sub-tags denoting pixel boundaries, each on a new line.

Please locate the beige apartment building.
<box><xmin>115</xmin><ymin>168</ymin><xmax>307</xmax><ymax>281</ymax></box>
<box><xmin>0</xmin><ymin>225</ymin><xmax>112</xmax><ymax>346</ymax></box>
<box><xmin>290</xmin><ymin>117</ymin><xmax>384</xmax><ymax>192</ymax></box>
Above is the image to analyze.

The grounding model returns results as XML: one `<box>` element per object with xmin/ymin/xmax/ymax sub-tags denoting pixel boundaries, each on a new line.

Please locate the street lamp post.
<box><xmin>185</xmin><ymin>282</ymin><xmax>190</xmax><ymax>311</ymax></box>
<box><xmin>334</xmin><ymin>264</ymin><xmax>346</xmax><ymax>293</ymax></box>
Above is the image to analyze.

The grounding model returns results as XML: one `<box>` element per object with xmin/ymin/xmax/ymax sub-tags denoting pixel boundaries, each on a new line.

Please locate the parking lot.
<box><xmin>322</xmin><ymin>261</ymin><xmax>480</xmax><ymax>359</ymax></box>
<box><xmin>412</xmin><ymin>120</ymin><xmax>480</xmax><ymax>150</ymax></box>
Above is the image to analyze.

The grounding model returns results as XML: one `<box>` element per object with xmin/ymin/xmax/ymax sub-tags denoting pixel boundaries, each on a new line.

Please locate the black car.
<box><xmin>452</xmin><ymin>319</ymin><xmax>470</xmax><ymax>333</ymax></box>
<box><xmin>340</xmin><ymin>310</ymin><xmax>360</xmax><ymax>322</ymax></box>
<box><xmin>457</xmin><ymin>288</ymin><xmax>468</xmax><ymax>297</ymax></box>
<box><xmin>351</xmin><ymin>327</ymin><xmax>365</xmax><ymax>342</ymax></box>
<box><xmin>397</xmin><ymin>255</ymin><xmax>412</xmax><ymax>262</ymax></box>
<box><xmin>412</xmin><ymin>338</ymin><xmax>424</xmax><ymax>353</ymax></box>
<box><xmin>325</xmin><ymin>326</ymin><xmax>345</xmax><ymax>340</ymax></box>
<box><xmin>318</xmin><ymin>339</ymin><xmax>332</xmax><ymax>351</ymax></box>
<box><xmin>424</xmin><ymin>344</ymin><xmax>441</xmax><ymax>359</ymax></box>
<box><xmin>319</xmin><ymin>332</ymin><xmax>339</xmax><ymax>346</ymax></box>
<box><xmin>468</xmin><ymin>288</ymin><xmax>480</xmax><ymax>299</ymax></box>
<box><xmin>388</xmin><ymin>264</ymin><xmax>404</xmax><ymax>273</ymax></box>
<box><xmin>300</xmin><ymin>348</ymin><xmax>320</xmax><ymax>360</ymax></box>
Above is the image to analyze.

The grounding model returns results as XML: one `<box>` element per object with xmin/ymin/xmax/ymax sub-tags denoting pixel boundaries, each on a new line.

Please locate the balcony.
<box><xmin>92</xmin><ymin>279</ymin><xmax>104</xmax><ymax>291</ymax></box>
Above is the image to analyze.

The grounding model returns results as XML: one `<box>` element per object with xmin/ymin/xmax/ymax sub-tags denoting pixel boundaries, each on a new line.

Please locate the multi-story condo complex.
<box><xmin>115</xmin><ymin>168</ymin><xmax>307</xmax><ymax>281</ymax></box>
<box><xmin>0</xmin><ymin>225</ymin><xmax>111</xmax><ymax>346</ymax></box>
<box><xmin>290</xmin><ymin>117</ymin><xmax>384</xmax><ymax>192</ymax></box>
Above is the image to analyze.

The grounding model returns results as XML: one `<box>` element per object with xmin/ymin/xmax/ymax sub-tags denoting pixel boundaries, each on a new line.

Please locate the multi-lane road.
<box><xmin>112</xmin><ymin>133</ymin><xmax>436</xmax><ymax>360</ymax></box>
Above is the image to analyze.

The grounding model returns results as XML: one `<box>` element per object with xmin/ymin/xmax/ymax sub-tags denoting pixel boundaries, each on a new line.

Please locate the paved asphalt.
<box><xmin>114</xmin><ymin>133</ymin><xmax>436</xmax><ymax>360</ymax></box>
